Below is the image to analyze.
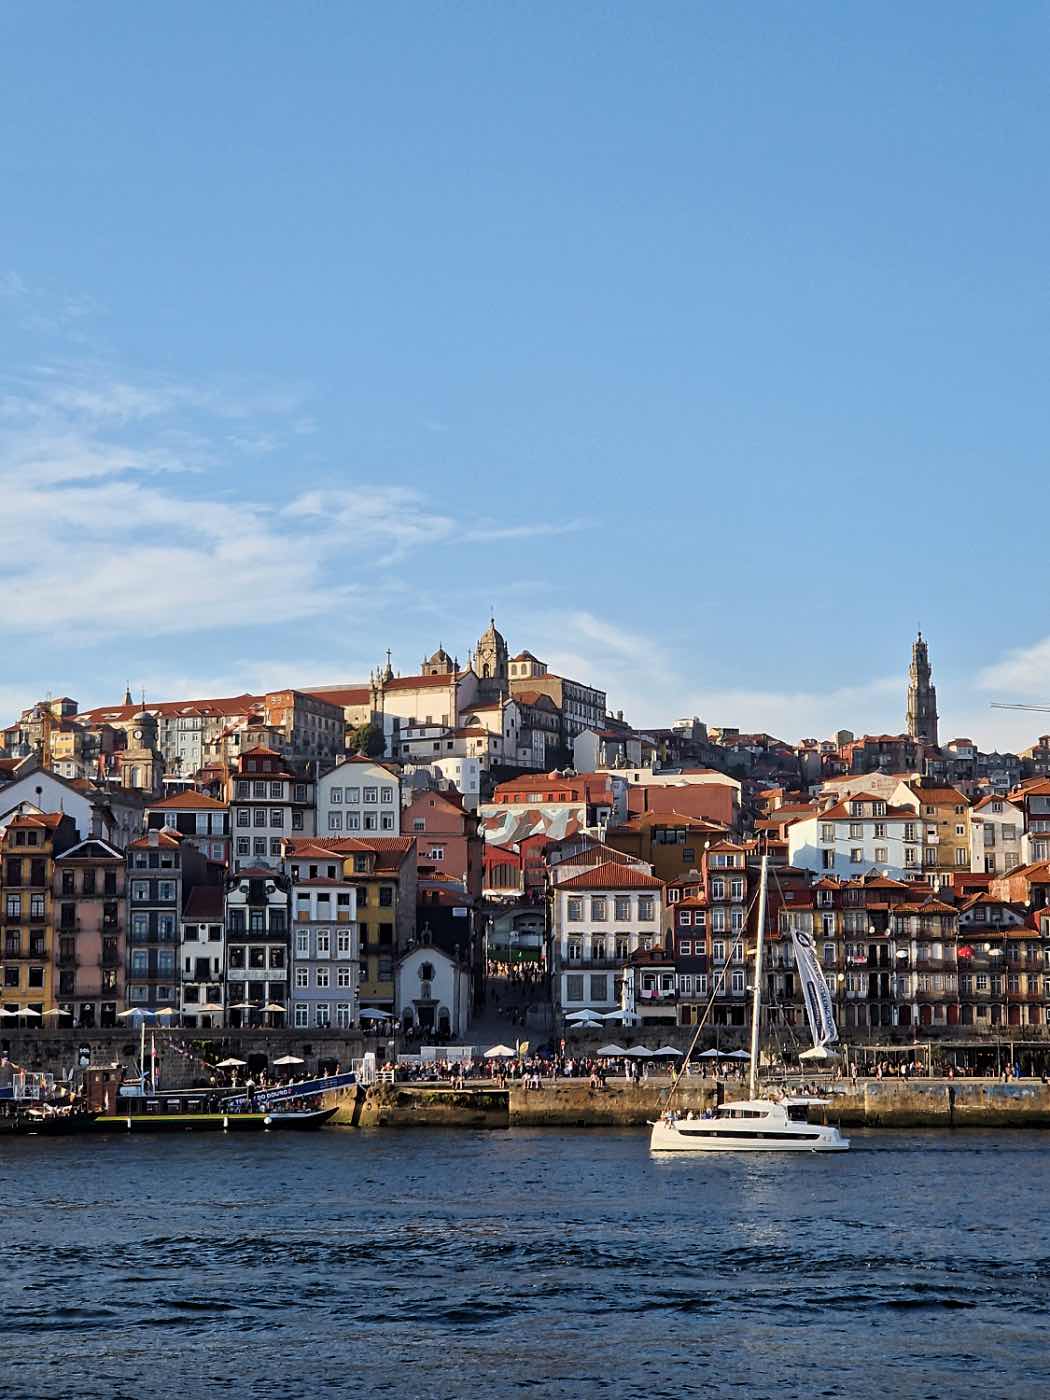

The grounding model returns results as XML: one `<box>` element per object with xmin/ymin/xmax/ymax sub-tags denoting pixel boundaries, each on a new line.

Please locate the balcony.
<box><xmin>563</xmin><ymin>958</ymin><xmax>621</xmax><ymax>971</ymax></box>
<box><xmin>56</xmin><ymin>951</ymin><xmax>79</xmax><ymax>968</ymax></box>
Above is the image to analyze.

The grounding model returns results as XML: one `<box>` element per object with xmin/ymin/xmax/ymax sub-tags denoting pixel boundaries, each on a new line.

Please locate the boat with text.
<box><xmin>650</xmin><ymin>854</ymin><xmax>850</xmax><ymax>1153</ymax></box>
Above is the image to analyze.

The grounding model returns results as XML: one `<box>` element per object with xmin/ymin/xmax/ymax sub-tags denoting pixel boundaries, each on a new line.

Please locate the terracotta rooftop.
<box><xmin>147</xmin><ymin>790</ymin><xmax>227</xmax><ymax>811</ymax></box>
<box><xmin>557</xmin><ymin>861</ymin><xmax>663</xmax><ymax>892</ymax></box>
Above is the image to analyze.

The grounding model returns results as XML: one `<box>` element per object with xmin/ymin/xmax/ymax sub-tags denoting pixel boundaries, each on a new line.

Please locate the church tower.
<box><xmin>906</xmin><ymin>631</ymin><xmax>939</xmax><ymax>748</ymax></box>
<box><xmin>473</xmin><ymin>616</ymin><xmax>509</xmax><ymax>702</ymax></box>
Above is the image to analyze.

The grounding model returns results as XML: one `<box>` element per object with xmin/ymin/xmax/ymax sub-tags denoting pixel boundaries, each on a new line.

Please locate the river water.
<box><xmin>1</xmin><ymin>1127</ymin><xmax>1046</xmax><ymax>1400</ymax></box>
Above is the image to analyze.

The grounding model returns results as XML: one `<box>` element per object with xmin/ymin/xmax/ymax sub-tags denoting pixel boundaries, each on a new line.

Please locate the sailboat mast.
<box><xmin>748</xmin><ymin>854</ymin><xmax>769</xmax><ymax>1100</ymax></box>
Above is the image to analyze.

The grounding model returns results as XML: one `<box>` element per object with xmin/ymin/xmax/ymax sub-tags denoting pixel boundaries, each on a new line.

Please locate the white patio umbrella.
<box><xmin>625</xmin><ymin>1045</ymin><xmax>653</xmax><ymax>1057</ymax></box>
<box><xmin>198</xmin><ymin>1002</ymin><xmax>225</xmax><ymax>1012</ymax></box>
<box><xmin>697</xmin><ymin>1048</ymin><xmax>722</xmax><ymax>1058</ymax></box>
<box><xmin>359</xmin><ymin>1008</ymin><xmax>389</xmax><ymax>1020</ymax></box>
<box><xmin>727</xmin><ymin>1049</ymin><xmax>751</xmax><ymax>1060</ymax></box>
<box><xmin>116</xmin><ymin>1008</ymin><xmax>145</xmax><ymax>1018</ymax></box>
<box><xmin>215</xmin><ymin>1057</ymin><xmax>247</xmax><ymax>1069</ymax></box>
<box><xmin>0</xmin><ymin>1008</ymin><xmax>18</xmax><ymax>1018</ymax></box>
<box><xmin>42</xmin><ymin>1007</ymin><xmax>68</xmax><ymax>1018</ymax></box>
<box><xmin>595</xmin><ymin>1044</ymin><xmax>627</xmax><ymax>1056</ymax></box>
<box><xmin>565</xmin><ymin>1009</ymin><xmax>600</xmax><ymax>1021</ymax></box>
<box><xmin>273</xmin><ymin>1054</ymin><xmax>304</xmax><ymax>1066</ymax></box>
<box><xmin>228</xmin><ymin>1001</ymin><xmax>257</xmax><ymax>1010</ymax></box>
<box><xmin>18</xmin><ymin>1008</ymin><xmax>41</xmax><ymax>1019</ymax></box>
<box><xmin>599</xmin><ymin>1010</ymin><xmax>628</xmax><ymax>1020</ymax></box>
<box><xmin>262</xmin><ymin>1002</ymin><xmax>286</xmax><ymax>1013</ymax></box>
<box><xmin>799</xmin><ymin>1045</ymin><xmax>837</xmax><ymax>1061</ymax></box>
<box><xmin>484</xmin><ymin>1045</ymin><xmax>517</xmax><ymax>1058</ymax></box>
<box><xmin>652</xmin><ymin>1046</ymin><xmax>683</xmax><ymax>1057</ymax></box>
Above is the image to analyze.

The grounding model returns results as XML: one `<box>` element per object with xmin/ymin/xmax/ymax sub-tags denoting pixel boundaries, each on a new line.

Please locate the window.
<box><xmin>712</xmin><ymin>940</ymin><xmax>725</xmax><ymax>963</ymax></box>
<box><xmin>295</xmin><ymin>967</ymin><xmax>309</xmax><ymax>988</ymax></box>
<box><xmin>330</xmin><ymin>787</ymin><xmax>343</xmax><ymax>805</ymax></box>
<box><xmin>5</xmin><ymin>895</ymin><xmax>20</xmax><ymax>918</ymax></box>
<box><xmin>679</xmin><ymin>939</ymin><xmax>692</xmax><ymax>956</ymax></box>
<box><xmin>638</xmin><ymin>897</ymin><xmax>654</xmax><ymax>922</ymax></box>
<box><xmin>710</xmin><ymin>879</ymin><xmax>725</xmax><ymax>900</ymax></box>
<box><xmin>614</xmin><ymin>895</ymin><xmax>631</xmax><ymax>921</ymax></box>
<box><xmin>822</xmin><ymin>850</ymin><xmax>835</xmax><ymax>870</ymax></box>
<box><xmin>849</xmin><ymin>823</ymin><xmax>863</xmax><ymax>839</ymax></box>
<box><xmin>337</xmin><ymin>966</ymin><xmax>352</xmax><ymax>988</ymax></box>
<box><xmin>874</xmin><ymin>823</ymin><xmax>887</xmax><ymax>840</ymax></box>
<box><xmin>316</xmin><ymin>931</ymin><xmax>330</xmax><ymax>956</ymax></box>
<box><xmin>731</xmin><ymin>970</ymin><xmax>745</xmax><ymax>995</ymax></box>
<box><xmin>589</xmin><ymin>975</ymin><xmax>607</xmax><ymax>1002</ymax></box>
<box><xmin>316</xmin><ymin>967</ymin><xmax>330</xmax><ymax>989</ymax></box>
<box><xmin>679</xmin><ymin>911</ymin><xmax>692</xmax><ymax>927</ymax></box>
<box><xmin>820</xmin><ymin>824</ymin><xmax>834</xmax><ymax>843</ymax></box>
<box><xmin>328</xmin><ymin>812</ymin><xmax>343</xmax><ymax>831</ymax></box>
<box><xmin>850</xmin><ymin>849</ymin><xmax>864</xmax><ymax>864</ymax></box>
<box><xmin>591</xmin><ymin>897</ymin><xmax>607</xmax><ymax>921</ymax></box>
<box><xmin>237</xmin><ymin>837</ymin><xmax>250</xmax><ymax>856</ymax></box>
<box><xmin>294</xmin><ymin>1002</ymin><xmax>308</xmax><ymax>1028</ymax></box>
<box><xmin>565</xmin><ymin>974</ymin><xmax>584</xmax><ymax>1003</ymax></box>
<box><xmin>730</xmin><ymin>879</ymin><xmax>744</xmax><ymax>901</ymax></box>
<box><xmin>363</xmin><ymin>787</ymin><xmax>378</xmax><ymax>804</ymax></box>
<box><xmin>270</xmin><ymin>809</ymin><xmax>284</xmax><ymax>828</ymax></box>
<box><xmin>874</xmin><ymin>847</ymin><xmax>888</xmax><ymax>864</ymax></box>
<box><xmin>337</xmin><ymin>931</ymin><xmax>351</xmax><ymax>957</ymax></box>
<box><xmin>381</xmin><ymin>786</ymin><xmax>394</xmax><ymax>804</ymax></box>
<box><xmin>567</xmin><ymin>897</ymin><xmax>583</xmax><ymax>922</ymax></box>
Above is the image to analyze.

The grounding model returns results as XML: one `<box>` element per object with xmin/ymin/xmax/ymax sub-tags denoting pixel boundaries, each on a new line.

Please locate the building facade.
<box><xmin>291</xmin><ymin>870</ymin><xmax>359</xmax><ymax>1030</ymax></box>
<box><xmin>54</xmin><ymin>837</ymin><xmax>124</xmax><ymax>1027</ymax></box>
<box><xmin>225</xmin><ymin>868</ymin><xmax>290</xmax><ymax>1025</ymax></box>
<box><xmin>316</xmin><ymin>758</ymin><xmax>401</xmax><ymax>838</ymax></box>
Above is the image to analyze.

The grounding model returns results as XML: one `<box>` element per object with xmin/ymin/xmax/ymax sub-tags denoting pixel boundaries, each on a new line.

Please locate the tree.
<box><xmin>348</xmin><ymin>721</ymin><xmax>386</xmax><ymax>758</ymax></box>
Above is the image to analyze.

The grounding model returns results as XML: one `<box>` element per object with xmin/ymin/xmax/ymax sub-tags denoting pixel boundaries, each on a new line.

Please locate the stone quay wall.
<box><xmin>334</xmin><ymin>1079</ymin><xmax>1050</xmax><ymax>1130</ymax></box>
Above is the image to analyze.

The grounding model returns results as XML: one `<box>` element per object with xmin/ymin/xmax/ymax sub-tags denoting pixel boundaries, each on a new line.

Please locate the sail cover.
<box><xmin>790</xmin><ymin>925</ymin><xmax>839</xmax><ymax>1048</ymax></box>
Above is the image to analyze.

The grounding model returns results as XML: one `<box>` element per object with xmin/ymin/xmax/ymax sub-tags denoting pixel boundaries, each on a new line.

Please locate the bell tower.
<box><xmin>906</xmin><ymin>631</ymin><xmax>939</xmax><ymax>747</ymax></box>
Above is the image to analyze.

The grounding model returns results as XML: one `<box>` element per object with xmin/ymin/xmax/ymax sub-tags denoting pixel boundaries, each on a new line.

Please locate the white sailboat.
<box><xmin>650</xmin><ymin>854</ymin><xmax>849</xmax><ymax>1153</ymax></box>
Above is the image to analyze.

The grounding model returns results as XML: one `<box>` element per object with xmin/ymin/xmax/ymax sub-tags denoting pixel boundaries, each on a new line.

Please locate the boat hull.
<box><xmin>95</xmin><ymin>1112</ymin><xmax>272</xmax><ymax>1132</ymax></box>
<box><xmin>649</xmin><ymin>1120</ymin><xmax>850</xmax><ymax>1153</ymax></box>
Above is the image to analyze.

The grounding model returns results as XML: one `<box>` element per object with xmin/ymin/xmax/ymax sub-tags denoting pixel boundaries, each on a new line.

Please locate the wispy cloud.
<box><xmin>977</xmin><ymin>636</ymin><xmax>1050</xmax><ymax>700</ymax></box>
<box><xmin>0</xmin><ymin>357</ymin><xmax>588</xmax><ymax>650</ymax></box>
<box><xmin>0</xmin><ymin>270</ymin><xmax>28</xmax><ymax>298</ymax></box>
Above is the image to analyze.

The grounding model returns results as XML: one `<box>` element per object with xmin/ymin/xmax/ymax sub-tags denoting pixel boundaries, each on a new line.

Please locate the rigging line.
<box><xmin>662</xmin><ymin>880</ymin><xmax>763</xmax><ymax>1110</ymax></box>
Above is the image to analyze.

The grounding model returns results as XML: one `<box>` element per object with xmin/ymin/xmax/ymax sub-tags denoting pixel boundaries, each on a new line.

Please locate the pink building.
<box><xmin>54</xmin><ymin>837</ymin><xmax>125</xmax><ymax>1027</ymax></box>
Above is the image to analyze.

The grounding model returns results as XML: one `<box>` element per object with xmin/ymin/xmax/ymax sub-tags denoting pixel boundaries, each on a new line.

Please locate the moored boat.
<box><xmin>649</xmin><ymin>1098</ymin><xmax>848</xmax><ymax>1152</ymax></box>
<box><xmin>649</xmin><ymin>854</ymin><xmax>850</xmax><ymax>1155</ymax></box>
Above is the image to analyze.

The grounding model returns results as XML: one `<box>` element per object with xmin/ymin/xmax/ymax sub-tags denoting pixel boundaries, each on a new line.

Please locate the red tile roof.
<box><xmin>557</xmin><ymin>861</ymin><xmax>663</xmax><ymax>891</ymax></box>
<box><xmin>384</xmin><ymin>673</ymin><xmax>456</xmax><ymax>691</ymax></box>
<box><xmin>147</xmin><ymin>790</ymin><xmax>227</xmax><ymax>810</ymax></box>
<box><xmin>183</xmin><ymin>886</ymin><xmax>225</xmax><ymax>920</ymax></box>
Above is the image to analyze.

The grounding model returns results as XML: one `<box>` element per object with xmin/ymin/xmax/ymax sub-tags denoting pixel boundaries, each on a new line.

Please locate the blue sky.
<box><xmin>1</xmin><ymin>3</ymin><xmax>1048</xmax><ymax>747</ymax></box>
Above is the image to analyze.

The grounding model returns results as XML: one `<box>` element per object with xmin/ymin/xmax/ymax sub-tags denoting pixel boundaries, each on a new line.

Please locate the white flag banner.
<box><xmin>790</xmin><ymin>926</ymin><xmax>839</xmax><ymax>1048</ymax></box>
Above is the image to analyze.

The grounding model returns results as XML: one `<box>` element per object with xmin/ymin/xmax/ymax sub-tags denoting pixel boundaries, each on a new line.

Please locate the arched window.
<box><xmin>419</xmin><ymin>962</ymin><xmax>434</xmax><ymax>981</ymax></box>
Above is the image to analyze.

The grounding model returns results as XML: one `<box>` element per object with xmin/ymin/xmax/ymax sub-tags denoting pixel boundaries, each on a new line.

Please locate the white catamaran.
<box><xmin>650</xmin><ymin>854</ymin><xmax>850</xmax><ymax>1153</ymax></box>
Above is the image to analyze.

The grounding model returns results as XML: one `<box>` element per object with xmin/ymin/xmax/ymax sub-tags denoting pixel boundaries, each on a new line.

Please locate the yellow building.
<box><xmin>892</xmin><ymin>781</ymin><xmax>972</xmax><ymax>888</ymax></box>
<box><xmin>283</xmin><ymin>835</ymin><xmax>417</xmax><ymax>1014</ymax></box>
<box><xmin>0</xmin><ymin>811</ymin><xmax>79</xmax><ymax>1014</ymax></box>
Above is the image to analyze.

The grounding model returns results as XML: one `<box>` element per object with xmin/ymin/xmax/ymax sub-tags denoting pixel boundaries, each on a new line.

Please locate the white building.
<box><xmin>316</xmin><ymin>757</ymin><xmax>400</xmax><ymax>838</ymax></box>
<box><xmin>971</xmin><ymin>795</ymin><xmax>1025</xmax><ymax>875</ymax></box>
<box><xmin>290</xmin><ymin>871</ymin><xmax>358</xmax><ymax>1030</ymax></box>
<box><xmin>434</xmin><ymin>756</ymin><xmax>482</xmax><ymax>807</ymax></box>
<box><xmin>0</xmin><ymin>768</ymin><xmax>143</xmax><ymax>849</ymax></box>
<box><xmin>550</xmin><ymin>862</ymin><xmax>664</xmax><ymax>1013</ymax></box>
<box><xmin>396</xmin><ymin>943</ymin><xmax>472</xmax><ymax>1039</ymax></box>
<box><xmin>180</xmin><ymin>885</ymin><xmax>225</xmax><ymax>1027</ymax></box>
<box><xmin>787</xmin><ymin>793</ymin><xmax>924</xmax><ymax>881</ymax></box>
